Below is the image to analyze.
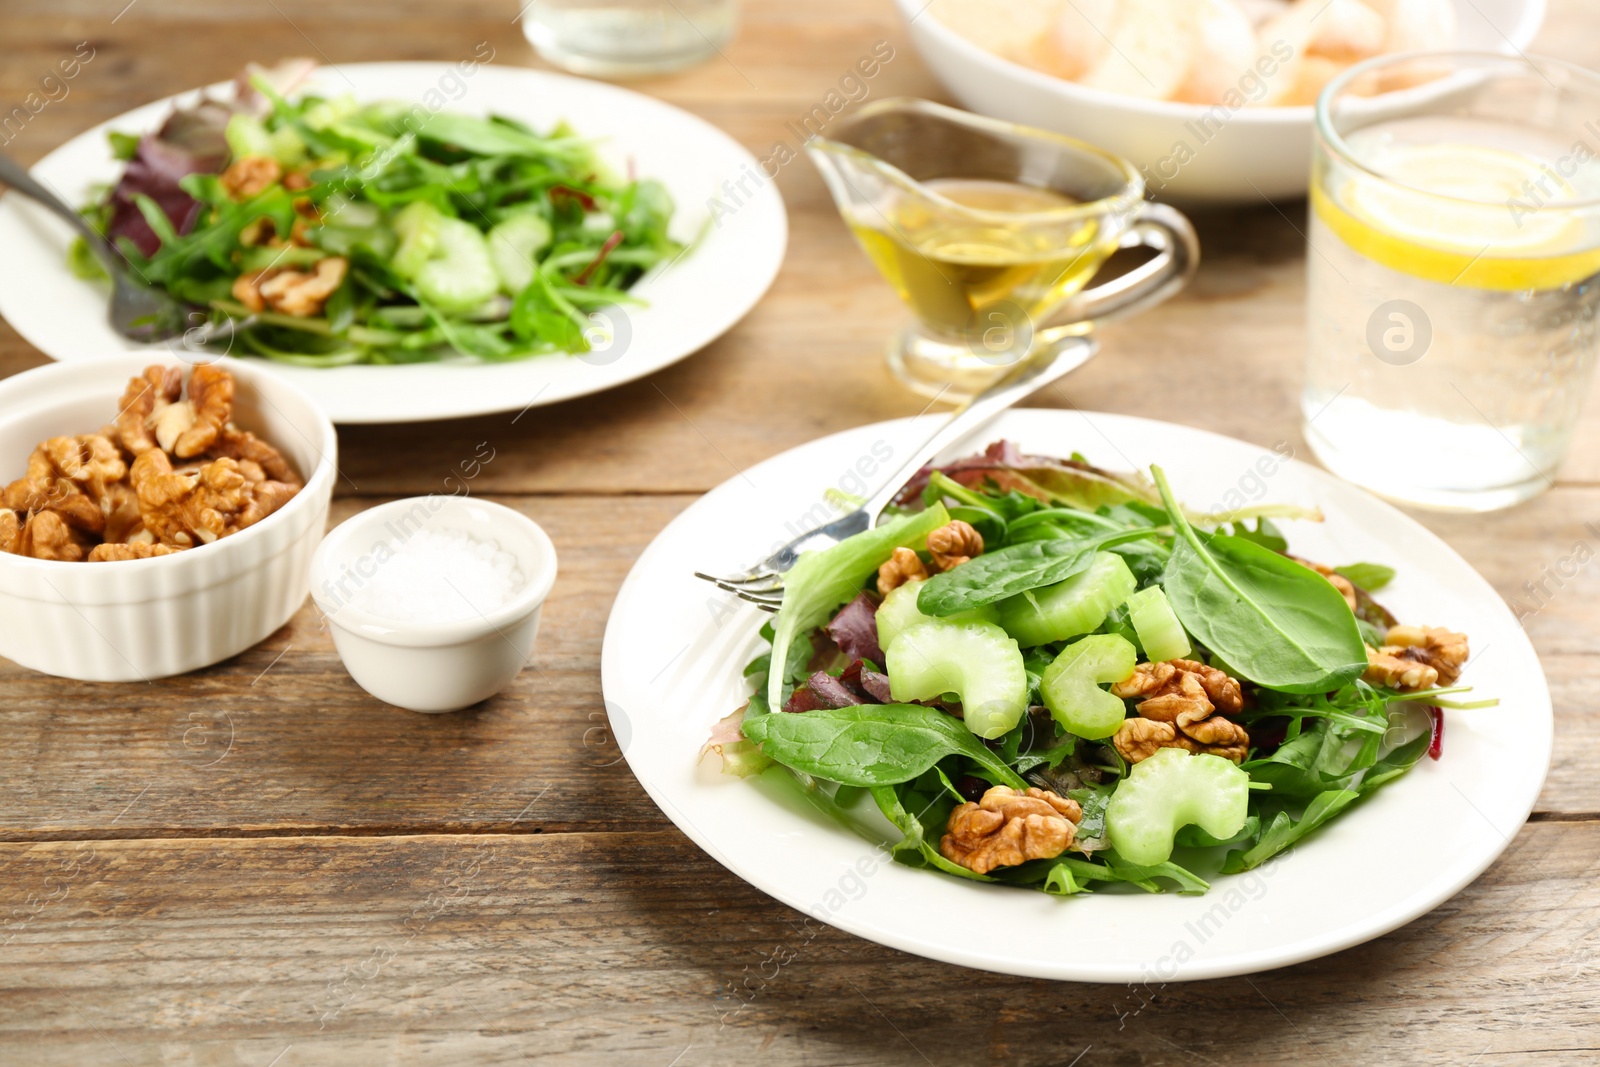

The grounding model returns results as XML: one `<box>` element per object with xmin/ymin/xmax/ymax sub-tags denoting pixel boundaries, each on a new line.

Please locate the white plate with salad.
<box><xmin>601</xmin><ymin>409</ymin><xmax>1551</xmax><ymax>982</ymax></box>
<box><xmin>0</xmin><ymin>61</ymin><xmax>786</xmax><ymax>424</ymax></box>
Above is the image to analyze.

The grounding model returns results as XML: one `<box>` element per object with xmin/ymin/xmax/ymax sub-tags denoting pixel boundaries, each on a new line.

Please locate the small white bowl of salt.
<box><xmin>310</xmin><ymin>496</ymin><xmax>558</xmax><ymax>712</ymax></box>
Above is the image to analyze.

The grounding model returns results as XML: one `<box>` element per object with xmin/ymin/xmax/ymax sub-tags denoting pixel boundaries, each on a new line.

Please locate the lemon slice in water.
<box><xmin>1315</xmin><ymin>142</ymin><xmax>1600</xmax><ymax>291</ymax></box>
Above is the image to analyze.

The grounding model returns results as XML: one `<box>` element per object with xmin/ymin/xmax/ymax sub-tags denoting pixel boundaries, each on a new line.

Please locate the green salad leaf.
<box><xmin>81</xmin><ymin>88</ymin><xmax>679</xmax><ymax>366</ymax></box>
<box><xmin>1152</xmin><ymin>466</ymin><xmax>1367</xmax><ymax>695</ymax></box>
<box><xmin>743</xmin><ymin>703</ymin><xmax>1026</xmax><ymax>789</ymax></box>
<box><xmin>1336</xmin><ymin>562</ymin><xmax>1397</xmax><ymax>592</ymax></box>
<box><xmin>869</xmin><ymin>783</ymin><xmax>993</xmax><ymax>881</ymax></box>
<box><xmin>916</xmin><ymin>528</ymin><xmax>1158</xmax><ymax>617</ymax></box>
<box><xmin>765</xmin><ymin>505</ymin><xmax>948</xmax><ymax>712</ymax></box>
<box><xmin>1226</xmin><ymin>733</ymin><xmax>1429</xmax><ymax>872</ymax></box>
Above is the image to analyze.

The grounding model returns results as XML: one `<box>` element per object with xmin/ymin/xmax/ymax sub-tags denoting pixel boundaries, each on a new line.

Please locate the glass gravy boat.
<box><xmin>808</xmin><ymin>99</ymin><xmax>1198</xmax><ymax>398</ymax></box>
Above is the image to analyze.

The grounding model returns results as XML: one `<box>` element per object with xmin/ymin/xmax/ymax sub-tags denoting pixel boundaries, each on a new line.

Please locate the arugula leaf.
<box><xmin>869</xmin><ymin>783</ymin><xmax>993</xmax><ymax>881</ymax></box>
<box><xmin>1152</xmin><ymin>466</ymin><xmax>1367</xmax><ymax>695</ymax></box>
<box><xmin>743</xmin><ymin>703</ymin><xmax>1026</xmax><ymax>789</ymax></box>
<box><xmin>1336</xmin><ymin>562</ymin><xmax>1397</xmax><ymax>592</ymax></box>
<box><xmin>1038</xmin><ymin>854</ymin><xmax>1210</xmax><ymax>895</ymax></box>
<box><xmin>1226</xmin><ymin>733</ymin><xmax>1429</xmax><ymax>872</ymax></box>
<box><xmin>1068</xmin><ymin>782</ymin><xmax>1114</xmax><ymax>841</ymax></box>
<box><xmin>916</xmin><ymin>528</ymin><xmax>1157</xmax><ymax>616</ymax></box>
<box><xmin>1224</xmin><ymin>789</ymin><xmax>1358</xmax><ymax>873</ymax></box>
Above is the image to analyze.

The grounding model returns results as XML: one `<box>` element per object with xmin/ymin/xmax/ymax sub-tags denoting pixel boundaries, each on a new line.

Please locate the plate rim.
<box><xmin>600</xmin><ymin>409</ymin><xmax>1554</xmax><ymax>982</ymax></box>
<box><xmin>0</xmin><ymin>61</ymin><xmax>788</xmax><ymax>424</ymax></box>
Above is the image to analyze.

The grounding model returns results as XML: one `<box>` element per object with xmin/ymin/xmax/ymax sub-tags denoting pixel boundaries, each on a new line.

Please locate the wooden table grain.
<box><xmin>3</xmin><ymin>3</ymin><xmax>1599</xmax><ymax>1064</ymax></box>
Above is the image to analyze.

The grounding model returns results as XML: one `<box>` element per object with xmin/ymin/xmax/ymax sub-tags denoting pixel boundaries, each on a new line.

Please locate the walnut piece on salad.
<box><xmin>0</xmin><ymin>364</ymin><xmax>301</xmax><ymax>562</ymax></box>
<box><xmin>1363</xmin><ymin>625</ymin><xmax>1468</xmax><ymax>692</ymax></box>
<box><xmin>876</xmin><ymin>546</ymin><xmax>929</xmax><ymax>596</ymax></box>
<box><xmin>1111</xmin><ymin>659</ymin><xmax>1250</xmax><ymax>764</ymax></box>
<box><xmin>233</xmin><ymin>256</ymin><xmax>348</xmax><ymax>318</ymax></box>
<box><xmin>940</xmin><ymin>786</ymin><xmax>1082</xmax><ymax>875</ymax></box>
<box><xmin>927</xmin><ymin>519</ymin><xmax>984</xmax><ymax>571</ymax></box>
<box><xmin>220</xmin><ymin>155</ymin><xmax>282</xmax><ymax>200</ymax></box>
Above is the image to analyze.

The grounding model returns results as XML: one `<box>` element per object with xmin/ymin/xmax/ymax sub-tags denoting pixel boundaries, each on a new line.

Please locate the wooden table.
<box><xmin>3</xmin><ymin>2</ymin><xmax>1599</xmax><ymax>1063</ymax></box>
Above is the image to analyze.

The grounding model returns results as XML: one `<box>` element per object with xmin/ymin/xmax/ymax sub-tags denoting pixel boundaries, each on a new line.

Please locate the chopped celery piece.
<box><xmin>996</xmin><ymin>551</ymin><xmax>1136</xmax><ymax>647</ymax></box>
<box><xmin>488</xmin><ymin>213</ymin><xmax>553</xmax><ymax>295</ymax></box>
<box><xmin>1039</xmin><ymin>633</ymin><xmax>1137</xmax><ymax>740</ymax></box>
<box><xmin>391</xmin><ymin>201</ymin><xmax>442</xmax><ymax>280</ymax></box>
<box><xmin>886</xmin><ymin>619</ymin><xmax>1027</xmax><ymax>739</ymax></box>
<box><xmin>225</xmin><ymin>113</ymin><xmax>305</xmax><ymax>165</ymax></box>
<box><xmin>1126</xmin><ymin>585</ymin><xmax>1191</xmax><ymax>661</ymax></box>
<box><xmin>876</xmin><ymin>578</ymin><xmax>999</xmax><ymax>653</ymax></box>
<box><xmin>415</xmin><ymin>218</ymin><xmax>501</xmax><ymax>313</ymax></box>
<box><xmin>225</xmin><ymin>113</ymin><xmax>273</xmax><ymax>160</ymax></box>
<box><xmin>766</xmin><ymin>505</ymin><xmax>950</xmax><ymax>712</ymax></box>
<box><xmin>1106</xmin><ymin>748</ymin><xmax>1250</xmax><ymax>866</ymax></box>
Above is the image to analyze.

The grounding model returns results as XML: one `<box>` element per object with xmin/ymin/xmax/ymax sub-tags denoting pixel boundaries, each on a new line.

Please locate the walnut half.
<box><xmin>1380</xmin><ymin>625</ymin><xmax>1468</xmax><ymax>687</ymax></box>
<box><xmin>927</xmin><ymin>519</ymin><xmax>983</xmax><ymax>571</ymax></box>
<box><xmin>234</xmin><ymin>256</ymin><xmax>348</xmax><ymax>318</ymax></box>
<box><xmin>876</xmin><ymin>546</ymin><xmax>929</xmax><ymax>597</ymax></box>
<box><xmin>940</xmin><ymin>786</ymin><xmax>1082</xmax><ymax>874</ymax></box>
<box><xmin>1110</xmin><ymin>658</ymin><xmax>1249</xmax><ymax>764</ymax></box>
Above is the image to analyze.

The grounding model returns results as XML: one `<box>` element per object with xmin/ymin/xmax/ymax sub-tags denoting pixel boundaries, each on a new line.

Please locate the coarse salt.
<box><xmin>347</xmin><ymin>528</ymin><xmax>524</xmax><ymax>623</ymax></box>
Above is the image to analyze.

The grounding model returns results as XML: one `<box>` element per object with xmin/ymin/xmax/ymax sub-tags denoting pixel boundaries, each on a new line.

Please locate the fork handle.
<box><xmin>860</xmin><ymin>334</ymin><xmax>1100</xmax><ymax>523</ymax></box>
<box><xmin>0</xmin><ymin>150</ymin><xmax>124</xmax><ymax>283</ymax></box>
<box><xmin>0</xmin><ymin>152</ymin><xmax>97</xmax><ymax>239</ymax></box>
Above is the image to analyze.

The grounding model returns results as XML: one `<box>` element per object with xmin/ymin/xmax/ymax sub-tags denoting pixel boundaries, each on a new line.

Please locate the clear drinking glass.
<box><xmin>1305</xmin><ymin>53</ymin><xmax>1600</xmax><ymax>512</ymax></box>
<box><xmin>522</xmin><ymin>0</ymin><xmax>736</xmax><ymax>78</ymax></box>
<box><xmin>807</xmin><ymin>99</ymin><xmax>1197</xmax><ymax>400</ymax></box>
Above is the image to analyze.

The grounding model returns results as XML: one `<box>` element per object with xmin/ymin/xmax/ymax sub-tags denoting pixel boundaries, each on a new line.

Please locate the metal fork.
<box><xmin>0</xmin><ymin>150</ymin><xmax>246</xmax><ymax>346</ymax></box>
<box><xmin>694</xmin><ymin>333</ymin><xmax>1098</xmax><ymax>611</ymax></box>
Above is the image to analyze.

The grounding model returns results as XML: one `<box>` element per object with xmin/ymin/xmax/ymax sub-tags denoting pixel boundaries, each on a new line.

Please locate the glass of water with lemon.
<box><xmin>1305</xmin><ymin>53</ymin><xmax>1600</xmax><ymax>511</ymax></box>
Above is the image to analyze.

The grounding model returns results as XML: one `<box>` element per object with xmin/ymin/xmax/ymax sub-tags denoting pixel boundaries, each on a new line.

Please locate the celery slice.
<box><xmin>415</xmin><ymin>218</ymin><xmax>501</xmax><ymax>313</ymax></box>
<box><xmin>488</xmin><ymin>213</ymin><xmax>554</xmax><ymax>295</ymax></box>
<box><xmin>765</xmin><ymin>506</ymin><xmax>950</xmax><ymax>713</ymax></box>
<box><xmin>224</xmin><ymin>114</ymin><xmax>274</xmax><ymax>161</ymax></box>
<box><xmin>1039</xmin><ymin>633</ymin><xmax>1137</xmax><ymax>740</ymax></box>
<box><xmin>391</xmin><ymin>201</ymin><xmax>442</xmax><ymax>280</ymax></box>
<box><xmin>886</xmin><ymin>619</ymin><xmax>1028</xmax><ymax>739</ymax></box>
<box><xmin>1106</xmin><ymin>748</ymin><xmax>1250</xmax><ymax>866</ymax></box>
<box><xmin>1126</xmin><ymin>585</ymin><xmax>1192</xmax><ymax>662</ymax></box>
<box><xmin>995</xmin><ymin>551</ymin><xmax>1136</xmax><ymax>647</ymax></box>
<box><xmin>876</xmin><ymin>578</ymin><xmax>999</xmax><ymax>653</ymax></box>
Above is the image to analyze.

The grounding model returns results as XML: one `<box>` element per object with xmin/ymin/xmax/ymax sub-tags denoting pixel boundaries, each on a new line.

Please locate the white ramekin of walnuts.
<box><xmin>0</xmin><ymin>355</ymin><xmax>336</xmax><ymax>681</ymax></box>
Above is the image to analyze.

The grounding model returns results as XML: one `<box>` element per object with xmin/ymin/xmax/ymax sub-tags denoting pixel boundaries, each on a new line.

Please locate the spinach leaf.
<box><xmin>1106</xmin><ymin>537</ymin><xmax>1171</xmax><ymax>586</ymax></box>
<box><xmin>1229</xmin><ymin>517</ymin><xmax>1287</xmax><ymax>551</ymax></box>
<box><xmin>1336</xmin><ymin>562</ymin><xmax>1397</xmax><ymax>592</ymax></box>
<box><xmin>743</xmin><ymin>703</ymin><xmax>1026</xmax><ymax>789</ymax></box>
<box><xmin>1152</xmin><ymin>466</ymin><xmax>1367</xmax><ymax>695</ymax></box>
<box><xmin>917</xmin><ymin>528</ymin><xmax>1158</xmax><ymax>616</ymax></box>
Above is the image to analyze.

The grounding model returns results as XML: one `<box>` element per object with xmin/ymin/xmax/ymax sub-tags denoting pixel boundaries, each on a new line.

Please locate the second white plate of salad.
<box><xmin>601</xmin><ymin>409</ymin><xmax>1550</xmax><ymax>982</ymax></box>
<box><xmin>0</xmin><ymin>61</ymin><xmax>786</xmax><ymax>423</ymax></box>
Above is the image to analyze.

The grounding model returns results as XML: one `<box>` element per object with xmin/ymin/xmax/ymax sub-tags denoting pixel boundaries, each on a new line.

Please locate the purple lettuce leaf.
<box><xmin>826</xmin><ymin>592</ymin><xmax>883</xmax><ymax>667</ymax></box>
<box><xmin>104</xmin><ymin>101</ymin><xmax>232</xmax><ymax>257</ymax></box>
<box><xmin>782</xmin><ymin>671</ymin><xmax>865</xmax><ymax>713</ymax></box>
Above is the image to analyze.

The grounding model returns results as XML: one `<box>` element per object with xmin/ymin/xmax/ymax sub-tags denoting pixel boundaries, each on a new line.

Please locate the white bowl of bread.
<box><xmin>898</xmin><ymin>0</ymin><xmax>1546</xmax><ymax>201</ymax></box>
